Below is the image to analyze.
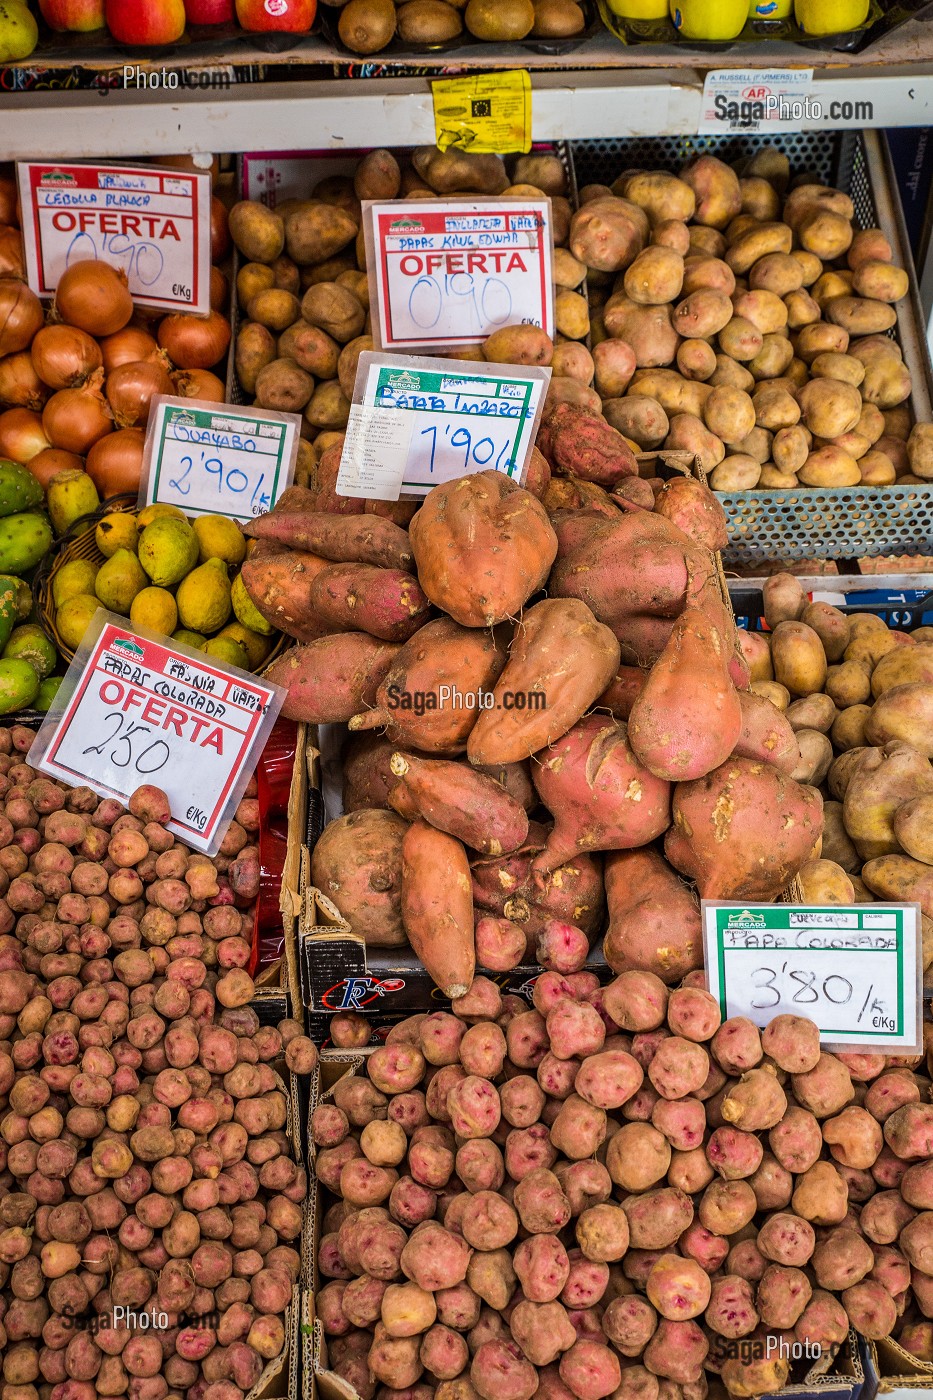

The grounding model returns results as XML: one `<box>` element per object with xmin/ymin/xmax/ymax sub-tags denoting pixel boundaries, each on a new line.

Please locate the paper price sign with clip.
<box><xmin>363</xmin><ymin>199</ymin><xmax>554</xmax><ymax>352</ymax></box>
<box><xmin>141</xmin><ymin>397</ymin><xmax>300</xmax><ymax>521</ymax></box>
<box><xmin>703</xmin><ymin>902</ymin><xmax>922</xmax><ymax>1053</ymax></box>
<box><xmin>29</xmin><ymin>613</ymin><xmax>285</xmax><ymax>856</ymax></box>
<box><xmin>336</xmin><ymin>352</ymin><xmax>550</xmax><ymax>500</ymax></box>
<box><xmin>17</xmin><ymin>162</ymin><xmax>212</xmax><ymax>314</ymax></box>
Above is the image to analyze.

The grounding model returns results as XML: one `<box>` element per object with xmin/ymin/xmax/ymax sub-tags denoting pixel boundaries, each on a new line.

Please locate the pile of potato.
<box><xmin>331</xmin><ymin>0</ymin><xmax>588</xmax><ymax>51</ymax></box>
<box><xmin>313</xmin><ymin>984</ymin><xmax>933</xmax><ymax>1400</ymax></box>
<box><xmin>228</xmin><ymin>145</ymin><xmax>587</xmax><ymax>458</ymax></box>
<box><xmin>0</xmin><ymin>725</ymin><xmax>320</xmax><ymax>1400</ymax></box>
<box><xmin>568</xmin><ymin>150</ymin><xmax>927</xmax><ymax>493</ymax></box>
<box><xmin>740</xmin><ymin>572</ymin><xmax>933</xmax><ymax>977</ymax></box>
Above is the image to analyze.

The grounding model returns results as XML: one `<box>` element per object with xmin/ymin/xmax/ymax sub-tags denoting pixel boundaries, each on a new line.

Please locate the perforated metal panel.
<box><xmin>572</xmin><ymin>131</ymin><xmax>933</xmax><ymax>563</ymax></box>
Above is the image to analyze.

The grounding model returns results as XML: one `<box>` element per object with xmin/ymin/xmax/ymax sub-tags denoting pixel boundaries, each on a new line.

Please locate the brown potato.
<box><xmin>484</xmin><ymin>324</ymin><xmax>553</xmax><ymax>366</ymax></box>
<box><xmin>653</xmin><ymin>219</ymin><xmax>692</xmax><ymax>255</ymax></box>
<box><xmin>304</xmin><ymin>379</ymin><xmax>351</xmax><ymax>431</ymax></box>
<box><xmin>753</xmin><ymin>385</ymin><xmax>800</xmax><ymax>432</ymax></box>
<box><xmin>848</xmin><ymin>228</ymin><xmax>893</xmax><ymax>269</ymax></box>
<box><xmin>831</xmin><ymin>705</ymin><xmax>871</xmax><ymax>752</ymax></box>
<box><xmin>681</xmin><ymin>155</ymin><xmax>742</xmax><ymax>229</ymax></box>
<box><xmin>862</xmin><ymin>357</ymin><xmax>912</xmax><ymax>409</ymax></box>
<box><xmin>514</xmin><ymin>154</ymin><xmax>567</xmax><ymax>195</ymax></box>
<box><xmin>825</xmin><ymin>296</ymin><xmax>898</xmax><ymax>336</ymax></box>
<box><xmin>801</xmin><ymin>602</ymin><xmax>850</xmax><ymax>663</ymax></box>
<box><xmin>732</xmin><ymin>290</ymin><xmax>787</xmax><ymax>335</ymax></box>
<box><xmin>748</xmin><ymin>334</ymin><xmax>794</xmax><ymax>381</ymax></box>
<box><xmin>750</xmin><ymin>254</ymin><xmax>804</xmax><ymax>296</ymax></box>
<box><xmin>852</xmin><ymin>261</ymin><xmax>909</xmax><ymax>304</ymax></box>
<box><xmin>681</xmin><ymin>257</ymin><xmax>735</xmax><ymax>297</ymax></box>
<box><xmin>677</xmin><ymin>339</ymin><xmax>717</xmax><ymax>382</ymax></box>
<box><xmin>665</xmin><ymin>412</ymin><xmax>725</xmax><ymax>472</ymax></box>
<box><xmin>785</xmin><ymin>692</ymin><xmax>837</xmax><ymax>733</ymax></box>
<box><xmin>798</xmin><ymin>858</ymin><xmax>855</xmax><ymax>906</ymax></box>
<box><xmin>229</xmin><ymin>202</ymin><xmax>285</xmax><ymax>264</ymax></box>
<box><xmin>785</xmin><ymin>289</ymin><xmax>822</xmax><ymax>329</ymax></box>
<box><xmin>771</xmin><ymin>621</ymin><xmax>829</xmax><ymax>697</ymax></box>
<box><xmin>592</xmin><ymin>339</ymin><xmax>636</xmax><ymax>398</ymax></box>
<box><xmin>797</xmin><ymin>379</ymin><xmax>862</xmax><ymax>439</ymax></box>
<box><xmin>603</xmin><ymin>297</ymin><xmax>678</xmax><ymax>368</ymax></box>
<box><xmin>740</xmin><ymin>177</ymin><xmax>781</xmax><ymax>221</ymax></box>
<box><xmin>809</xmin><ymin>353</ymin><xmax>864</xmax><ymax>388</ymax></box>
<box><xmin>238</xmin><ymin>262</ymin><xmax>276</xmax><ymax>307</ymax></box>
<box><xmin>710</xmin><ymin>354</ymin><xmax>755</xmax><ymax>391</ymax></box>
<box><xmin>908</xmin><ymin>424</ymin><xmax>933</xmax><ymax>481</ymax></box>
<box><xmin>703</xmin><ymin>386</ymin><xmax>755</xmax><ymax>445</ymax></box>
<box><xmin>301</xmin><ymin>283</ymin><xmax>365</xmax><ymax>344</ymax></box>
<box><xmin>629</xmin><ymin>368</ymin><xmax>711</xmax><ymax>418</ymax></box>
<box><xmin>735</xmin><ymin>425</ymin><xmax>773</xmax><ymax>465</ymax></box>
<box><xmin>720</xmin><ymin>316</ymin><xmax>764</xmax><ymax>362</ymax></box>
<box><xmin>623</xmin><ymin>172</ymin><xmax>696</xmax><ymax>226</ymax></box>
<box><xmin>624</xmin><ymin>247</ymin><xmax>685</xmax><ymax>306</ymax></box>
<box><xmin>555</xmin><ymin>290</ymin><xmax>591</xmax><ymax>340</ymax></box>
<box><xmin>553</xmin><ymin>248</ymin><xmax>586</xmax><ymax>289</ymax></box>
<box><xmin>255</xmin><ymin>357</ymin><xmax>314</xmax><ymax>413</ymax></box>
<box><xmin>758</xmin><ymin>465</ymin><xmax>798</xmax><ymax>487</ymax></box>
<box><xmin>285</xmin><ymin>202</ymin><xmax>358</xmax><ymax>265</ymax></box>
<box><xmin>689</xmin><ymin>226</ymin><xmax>727</xmax><ymax>258</ymax></box>
<box><xmin>859</xmin><ymin>450</ymin><xmax>897</xmax><ymax>485</ymax></box>
<box><xmin>772</xmin><ymin>427</ymin><xmax>811</xmax><ymax>474</ymax></box>
<box><xmin>798</xmin><ymin>209</ymin><xmax>853</xmax><ymax>261</ymax></box>
<box><xmin>791</xmin><ymin>730</ymin><xmax>834</xmax><ymax>786</ymax></box>
<box><xmin>798</xmin><ymin>446</ymin><xmax>861</xmax><ymax>488</ymax></box>
<box><xmin>601</xmin><ymin>395</ymin><xmax>669</xmax><ymax>448</ymax></box>
<box><xmin>570</xmin><ymin>198</ymin><xmax>649</xmax><ymax>274</ymax></box>
<box><xmin>355</xmin><ymin>149</ymin><xmax>402</xmax><ymax>201</ymax></box>
<box><xmin>726</xmin><ymin>222</ymin><xmax>793</xmax><ymax>275</ymax></box>
<box><xmin>709</xmin><ymin>454</ymin><xmax>761</xmax><ymax>491</ymax></box>
<box><xmin>672</xmin><ymin>290</ymin><xmax>732</xmax><ymax>339</ymax></box>
<box><xmin>751</xmin><ymin>679</ymin><xmax>791</xmax><ymax>710</ymax></box>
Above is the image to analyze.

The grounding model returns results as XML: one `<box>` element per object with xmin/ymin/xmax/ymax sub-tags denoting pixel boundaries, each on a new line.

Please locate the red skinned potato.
<box><xmin>310</xmin><ymin>809</ymin><xmax>408</xmax><ymax>947</ymax></box>
<box><xmin>468</xmin><ymin>599</ymin><xmax>621</xmax><ymax>765</ymax></box>
<box><xmin>265</xmin><ymin>633</ymin><xmax>400</xmax><ymax>724</ymax></box>
<box><xmin>629</xmin><ymin>607</ymin><xmax>742</xmax><ymax>782</ymax></box>
<box><xmin>732</xmin><ymin>692</ymin><xmax>801</xmax><ymax>775</ymax></box>
<box><xmin>308</xmin><ymin>563</ymin><xmax>430</xmax><ymax>642</ymax></box>
<box><xmin>409</xmin><ymin>471</ymin><xmax>557</xmax><ymax>628</ymax></box>
<box><xmin>401</xmin><ymin>821</ymin><xmax>475</xmax><ymax>999</ymax></box>
<box><xmin>665</xmin><ymin>757</ymin><xmax>823</xmax><ymax>900</ymax></box>
<box><xmin>530</xmin><ymin>714</ymin><xmax>671</xmax><ymax>876</ymax></box>
<box><xmin>602</xmin><ymin>848</ymin><xmax>702</xmax><ymax>982</ymax></box>
<box><xmin>389</xmin><ymin>752</ymin><xmax>528</xmax><ymax>857</ymax></box>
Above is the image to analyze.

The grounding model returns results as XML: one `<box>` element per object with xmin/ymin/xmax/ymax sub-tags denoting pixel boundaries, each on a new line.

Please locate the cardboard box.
<box><xmin>861</xmin><ymin>1334</ymin><xmax>933</xmax><ymax>1400</ymax></box>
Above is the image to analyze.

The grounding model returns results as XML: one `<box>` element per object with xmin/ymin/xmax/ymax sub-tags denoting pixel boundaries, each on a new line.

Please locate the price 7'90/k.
<box><xmin>169</xmin><ymin>451</ymin><xmax>271</xmax><ymax>515</ymax></box>
<box><xmin>418</xmin><ymin>423</ymin><xmax>516</xmax><ymax>477</ymax></box>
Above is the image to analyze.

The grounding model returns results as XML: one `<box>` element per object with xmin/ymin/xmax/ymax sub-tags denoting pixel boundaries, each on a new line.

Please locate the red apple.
<box><xmin>235</xmin><ymin>0</ymin><xmax>316</xmax><ymax>30</ymax></box>
<box><xmin>104</xmin><ymin>0</ymin><xmax>186</xmax><ymax>43</ymax></box>
<box><xmin>39</xmin><ymin>0</ymin><xmax>106</xmax><ymax>30</ymax></box>
<box><xmin>184</xmin><ymin>0</ymin><xmax>234</xmax><ymax>20</ymax></box>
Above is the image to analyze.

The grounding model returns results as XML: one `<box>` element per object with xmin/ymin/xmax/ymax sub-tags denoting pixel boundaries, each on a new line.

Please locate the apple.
<box><xmin>39</xmin><ymin>0</ymin><xmax>105</xmax><ymax>30</ymax></box>
<box><xmin>104</xmin><ymin>0</ymin><xmax>186</xmax><ymax>43</ymax></box>
<box><xmin>235</xmin><ymin>0</ymin><xmax>316</xmax><ymax>30</ymax></box>
<box><xmin>184</xmin><ymin>0</ymin><xmax>234</xmax><ymax>20</ymax></box>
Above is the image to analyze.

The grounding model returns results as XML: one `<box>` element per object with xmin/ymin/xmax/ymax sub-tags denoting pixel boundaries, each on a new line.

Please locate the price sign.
<box><xmin>141</xmin><ymin>397</ymin><xmax>300</xmax><ymax>521</ymax></box>
<box><xmin>17</xmin><ymin>162</ymin><xmax>212</xmax><ymax>314</ymax></box>
<box><xmin>363</xmin><ymin>199</ymin><xmax>554</xmax><ymax>352</ymax></box>
<box><xmin>432</xmin><ymin>71</ymin><xmax>532</xmax><ymax>154</ymax></box>
<box><xmin>703</xmin><ymin>902</ymin><xmax>922</xmax><ymax>1053</ymax></box>
<box><xmin>336</xmin><ymin>352</ymin><xmax>550</xmax><ymax>500</ymax></box>
<box><xmin>698</xmin><ymin>69</ymin><xmax>814</xmax><ymax>134</ymax></box>
<box><xmin>29</xmin><ymin>613</ymin><xmax>285</xmax><ymax>856</ymax></box>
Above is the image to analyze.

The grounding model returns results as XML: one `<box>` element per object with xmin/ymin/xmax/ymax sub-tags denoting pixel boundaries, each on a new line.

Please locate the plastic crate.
<box><xmin>573</xmin><ymin>131</ymin><xmax>933</xmax><ymax>565</ymax></box>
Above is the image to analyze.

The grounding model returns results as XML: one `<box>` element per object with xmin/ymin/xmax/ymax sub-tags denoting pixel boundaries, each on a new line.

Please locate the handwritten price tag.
<box><xmin>702</xmin><ymin>902</ymin><xmax>922</xmax><ymax>1053</ymax></box>
<box><xmin>141</xmin><ymin>397</ymin><xmax>300</xmax><ymax>521</ymax></box>
<box><xmin>17</xmin><ymin>162</ymin><xmax>212</xmax><ymax>314</ymax></box>
<box><xmin>336</xmin><ymin>352</ymin><xmax>550</xmax><ymax>500</ymax></box>
<box><xmin>363</xmin><ymin>199</ymin><xmax>554</xmax><ymax>352</ymax></box>
<box><xmin>29</xmin><ymin>613</ymin><xmax>285</xmax><ymax>856</ymax></box>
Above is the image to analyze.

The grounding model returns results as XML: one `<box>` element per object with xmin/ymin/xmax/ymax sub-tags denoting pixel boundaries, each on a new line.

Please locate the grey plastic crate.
<box><xmin>573</xmin><ymin>131</ymin><xmax>933</xmax><ymax>564</ymax></box>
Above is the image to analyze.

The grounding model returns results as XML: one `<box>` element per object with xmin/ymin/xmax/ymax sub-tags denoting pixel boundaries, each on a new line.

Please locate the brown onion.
<box><xmin>31</xmin><ymin>324</ymin><xmax>103</xmax><ymax>391</ymax></box>
<box><xmin>99</xmin><ymin>325</ymin><xmax>159</xmax><ymax>374</ymax></box>
<box><xmin>157</xmin><ymin>309</ymin><xmax>231</xmax><ymax>371</ymax></box>
<box><xmin>86</xmin><ymin>427</ymin><xmax>144</xmax><ymax>498</ymax></box>
<box><xmin>42</xmin><ymin>371</ymin><xmax>113</xmax><ymax>455</ymax></box>
<box><xmin>0</xmin><ymin>279</ymin><xmax>44</xmax><ymax>357</ymax></box>
<box><xmin>0</xmin><ymin>178</ymin><xmax>17</xmax><ymax>227</ymax></box>
<box><xmin>106</xmin><ymin>357</ymin><xmax>173</xmax><ymax>429</ymax></box>
<box><xmin>0</xmin><ymin>353</ymin><xmax>49</xmax><ymax>412</ymax></box>
<box><xmin>54</xmin><ymin>260</ymin><xmax>133</xmax><ymax>337</ymax></box>
<box><xmin>0</xmin><ymin>407</ymin><xmax>50</xmax><ymax>463</ymax></box>
<box><xmin>0</xmin><ymin>227</ymin><xmax>25</xmax><ymax>279</ymax></box>
<box><xmin>211</xmin><ymin>196</ymin><xmax>231</xmax><ymax>262</ymax></box>
<box><xmin>27</xmin><ymin>448</ymin><xmax>83</xmax><ymax>490</ymax></box>
<box><xmin>172</xmin><ymin>368</ymin><xmax>226</xmax><ymax>403</ymax></box>
<box><xmin>210</xmin><ymin>266</ymin><xmax>229</xmax><ymax>313</ymax></box>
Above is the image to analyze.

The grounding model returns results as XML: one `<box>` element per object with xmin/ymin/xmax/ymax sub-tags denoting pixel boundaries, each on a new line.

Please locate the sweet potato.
<box><xmin>244</xmin><ymin>507</ymin><xmax>413</xmax><ymax>569</ymax></box>
<box><xmin>308</xmin><ymin>563</ymin><xmax>430</xmax><ymax>642</ymax></box>
<box><xmin>530</xmin><ymin>714</ymin><xmax>671</xmax><ymax>875</ymax></box>
<box><xmin>468</xmin><ymin>600</ymin><xmax>621</xmax><ymax>765</ymax></box>
<box><xmin>409</xmin><ymin>472</ymin><xmax>558</xmax><ymax>628</ymax></box>
<box><xmin>538</xmin><ymin>402</ymin><xmax>639</xmax><ymax>486</ymax></box>
<box><xmin>652</xmin><ymin>476</ymin><xmax>728</xmax><ymax>552</ymax></box>
<box><xmin>310</xmin><ymin>809</ymin><xmax>407</xmax><ymax>947</ymax></box>
<box><xmin>732</xmin><ymin>691</ymin><xmax>801</xmax><ymax>775</ymax></box>
<box><xmin>602</xmin><ymin>848</ymin><xmax>702</xmax><ymax>983</ymax></box>
<box><xmin>350</xmin><ymin>618</ymin><xmax>508</xmax><ymax>754</ymax></box>
<box><xmin>266</xmin><ymin>633</ymin><xmax>401</xmax><ymax>724</ymax></box>
<box><xmin>239</xmin><ymin>550</ymin><xmax>330</xmax><ymax>641</ymax></box>
<box><xmin>389</xmin><ymin>753</ymin><xmax>528</xmax><ymax>856</ymax></box>
<box><xmin>401</xmin><ymin>822</ymin><xmax>474</xmax><ymax>999</ymax></box>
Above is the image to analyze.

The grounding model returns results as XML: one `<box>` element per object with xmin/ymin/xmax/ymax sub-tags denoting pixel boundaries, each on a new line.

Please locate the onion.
<box><xmin>31</xmin><ymin>324</ymin><xmax>103</xmax><ymax>391</ymax></box>
<box><xmin>157</xmin><ymin>309</ymin><xmax>231</xmax><ymax>371</ymax></box>
<box><xmin>100</xmin><ymin>325</ymin><xmax>159</xmax><ymax>374</ymax></box>
<box><xmin>42</xmin><ymin>371</ymin><xmax>113</xmax><ymax>455</ymax></box>
<box><xmin>211</xmin><ymin>196</ymin><xmax>231</xmax><ymax>262</ymax></box>
<box><xmin>27</xmin><ymin>447</ymin><xmax>84</xmax><ymax>490</ymax></box>
<box><xmin>106</xmin><ymin>357</ymin><xmax>173</xmax><ymax>428</ymax></box>
<box><xmin>172</xmin><ymin>368</ymin><xmax>226</xmax><ymax>403</ymax></box>
<box><xmin>210</xmin><ymin>266</ymin><xmax>229</xmax><ymax>313</ymax></box>
<box><xmin>0</xmin><ymin>279</ymin><xmax>44</xmax><ymax>357</ymax></box>
<box><xmin>0</xmin><ymin>407</ymin><xmax>50</xmax><ymax>463</ymax></box>
<box><xmin>54</xmin><ymin>260</ymin><xmax>133</xmax><ymax>337</ymax></box>
<box><xmin>86</xmin><ymin>427</ymin><xmax>145</xmax><ymax>498</ymax></box>
<box><xmin>0</xmin><ymin>353</ymin><xmax>49</xmax><ymax>412</ymax></box>
<box><xmin>0</xmin><ymin>227</ymin><xmax>25</xmax><ymax>279</ymax></box>
<box><xmin>0</xmin><ymin>179</ymin><xmax>17</xmax><ymax>227</ymax></box>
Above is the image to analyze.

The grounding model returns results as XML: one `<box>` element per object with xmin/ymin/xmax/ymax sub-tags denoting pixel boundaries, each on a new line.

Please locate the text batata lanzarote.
<box><xmin>31</xmin><ymin>619</ymin><xmax>284</xmax><ymax>855</ymax></box>
<box><xmin>17</xmin><ymin>161</ymin><xmax>212</xmax><ymax>314</ymax></box>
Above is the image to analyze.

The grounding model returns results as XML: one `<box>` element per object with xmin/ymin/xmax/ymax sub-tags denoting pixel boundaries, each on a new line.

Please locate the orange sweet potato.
<box><xmin>471</xmin><ymin>821</ymin><xmax>605</xmax><ymax>954</ymax></box>
<box><xmin>349</xmin><ymin>618</ymin><xmax>508</xmax><ymax>754</ymax></box>
<box><xmin>628</xmin><ymin>608</ymin><xmax>742</xmax><ymax>782</ymax></box>
<box><xmin>467</xmin><ymin>600</ymin><xmax>621</xmax><ymax>765</ymax></box>
<box><xmin>240</xmin><ymin>550</ymin><xmax>331</xmax><ymax>641</ymax></box>
<box><xmin>597</xmin><ymin>666</ymin><xmax>648</xmax><ymax>720</ymax></box>
<box><xmin>732</xmin><ymin>692</ymin><xmax>801</xmax><ymax>775</ymax></box>
<box><xmin>265</xmin><ymin>633</ymin><xmax>401</xmax><ymax>723</ymax></box>
<box><xmin>665</xmin><ymin>758</ymin><xmax>823</xmax><ymax>900</ymax></box>
<box><xmin>401</xmin><ymin>820</ymin><xmax>475</xmax><ymax>998</ymax></box>
<box><xmin>244</xmin><ymin>503</ymin><xmax>413</xmax><ymax>570</ymax></box>
<box><xmin>409</xmin><ymin>471</ymin><xmax>557</xmax><ymax>628</ymax></box>
<box><xmin>389</xmin><ymin>752</ymin><xmax>529</xmax><ymax>856</ymax></box>
<box><xmin>602</xmin><ymin>848</ymin><xmax>701</xmax><ymax>983</ymax></box>
<box><xmin>652</xmin><ymin>476</ymin><xmax>728</xmax><ymax>552</ymax></box>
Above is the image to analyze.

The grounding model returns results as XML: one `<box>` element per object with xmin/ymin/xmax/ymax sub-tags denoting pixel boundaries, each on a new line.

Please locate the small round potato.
<box><xmin>797</xmin><ymin>446</ymin><xmax>861</xmax><ymax>488</ymax></box>
<box><xmin>709</xmin><ymin>454</ymin><xmax>761</xmax><ymax>491</ymax></box>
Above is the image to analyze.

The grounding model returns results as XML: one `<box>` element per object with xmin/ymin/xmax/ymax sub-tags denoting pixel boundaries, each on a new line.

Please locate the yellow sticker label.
<box><xmin>432</xmin><ymin>70</ymin><xmax>532</xmax><ymax>155</ymax></box>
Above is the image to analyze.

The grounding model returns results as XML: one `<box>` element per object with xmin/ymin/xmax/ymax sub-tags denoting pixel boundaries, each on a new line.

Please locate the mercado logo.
<box><xmin>111</xmin><ymin>638</ymin><xmax>145</xmax><ymax>660</ymax></box>
<box><xmin>40</xmin><ymin>170</ymin><xmax>77</xmax><ymax>186</ymax></box>
<box><xmin>389</xmin><ymin>217</ymin><xmax>425</xmax><ymax>233</ymax></box>
<box><xmin>320</xmin><ymin>976</ymin><xmax>406</xmax><ymax>1011</ymax></box>
<box><xmin>387</xmin><ymin>371</ymin><xmax>420</xmax><ymax>392</ymax></box>
<box><xmin>726</xmin><ymin>910</ymin><xmax>767</xmax><ymax>928</ymax></box>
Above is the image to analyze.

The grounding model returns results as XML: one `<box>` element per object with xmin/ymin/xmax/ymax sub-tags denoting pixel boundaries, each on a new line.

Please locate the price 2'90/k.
<box><xmin>169</xmin><ymin>451</ymin><xmax>271</xmax><ymax>514</ymax></box>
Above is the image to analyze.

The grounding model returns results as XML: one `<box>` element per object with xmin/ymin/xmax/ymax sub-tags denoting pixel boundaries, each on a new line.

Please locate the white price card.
<box><xmin>702</xmin><ymin>901</ymin><xmax>922</xmax><ymax>1053</ymax></box>
<box><xmin>699</xmin><ymin>69</ymin><xmax>814</xmax><ymax>134</ymax></box>
<box><xmin>17</xmin><ymin>161</ymin><xmax>212</xmax><ymax>314</ymax></box>
<box><xmin>363</xmin><ymin>199</ymin><xmax>554</xmax><ymax>352</ymax></box>
<box><xmin>29</xmin><ymin>613</ymin><xmax>285</xmax><ymax>856</ymax></box>
<box><xmin>141</xmin><ymin>397</ymin><xmax>300</xmax><ymax>521</ymax></box>
<box><xmin>336</xmin><ymin>352</ymin><xmax>550</xmax><ymax>500</ymax></box>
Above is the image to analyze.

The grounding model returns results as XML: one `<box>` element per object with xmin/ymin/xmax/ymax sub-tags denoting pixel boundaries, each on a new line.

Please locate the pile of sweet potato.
<box><xmin>313</xmin><ymin>983</ymin><xmax>933</xmax><ymax>1400</ymax></box>
<box><xmin>737</xmin><ymin>572</ymin><xmax>933</xmax><ymax>984</ymax></box>
<box><xmin>0</xmin><ymin>725</ymin><xmax>320</xmax><ymax>1400</ymax></box>
<box><xmin>569</xmin><ymin>151</ymin><xmax>926</xmax><ymax>492</ymax></box>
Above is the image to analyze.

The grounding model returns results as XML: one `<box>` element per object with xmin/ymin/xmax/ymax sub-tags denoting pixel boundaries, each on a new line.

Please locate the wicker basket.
<box><xmin>36</xmin><ymin>495</ymin><xmax>287</xmax><ymax>669</ymax></box>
